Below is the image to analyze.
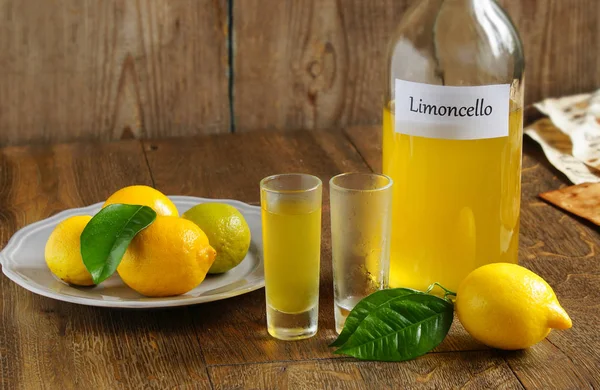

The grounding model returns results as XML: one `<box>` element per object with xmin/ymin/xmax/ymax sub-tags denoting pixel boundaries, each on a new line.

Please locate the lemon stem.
<box><xmin>427</xmin><ymin>282</ymin><xmax>457</xmax><ymax>302</ymax></box>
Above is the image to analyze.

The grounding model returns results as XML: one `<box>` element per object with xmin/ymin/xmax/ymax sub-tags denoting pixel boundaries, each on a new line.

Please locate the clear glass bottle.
<box><xmin>383</xmin><ymin>0</ymin><xmax>524</xmax><ymax>292</ymax></box>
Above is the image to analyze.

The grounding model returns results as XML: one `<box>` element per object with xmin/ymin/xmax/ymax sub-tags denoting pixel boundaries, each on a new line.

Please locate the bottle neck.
<box><xmin>473</xmin><ymin>0</ymin><xmax>497</xmax><ymax>13</ymax></box>
<box><xmin>442</xmin><ymin>0</ymin><xmax>495</xmax><ymax>11</ymax></box>
<box><xmin>438</xmin><ymin>0</ymin><xmax>504</xmax><ymax>30</ymax></box>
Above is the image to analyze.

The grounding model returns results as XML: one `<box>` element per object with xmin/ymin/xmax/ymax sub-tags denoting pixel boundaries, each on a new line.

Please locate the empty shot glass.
<box><xmin>260</xmin><ymin>174</ymin><xmax>323</xmax><ymax>340</ymax></box>
<box><xmin>330</xmin><ymin>172</ymin><xmax>393</xmax><ymax>334</ymax></box>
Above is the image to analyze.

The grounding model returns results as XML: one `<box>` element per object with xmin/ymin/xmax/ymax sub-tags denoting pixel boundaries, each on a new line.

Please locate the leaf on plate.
<box><xmin>333</xmin><ymin>291</ymin><xmax>453</xmax><ymax>361</ymax></box>
<box><xmin>80</xmin><ymin>204</ymin><xmax>156</xmax><ymax>284</ymax></box>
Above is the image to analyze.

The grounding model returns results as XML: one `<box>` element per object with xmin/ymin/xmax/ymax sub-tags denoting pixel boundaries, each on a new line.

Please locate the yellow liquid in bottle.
<box><xmin>262</xmin><ymin>200</ymin><xmax>321</xmax><ymax>314</ymax></box>
<box><xmin>383</xmin><ymin>102</ymin><xmax>522</xmax><ymax>292</ymax></box>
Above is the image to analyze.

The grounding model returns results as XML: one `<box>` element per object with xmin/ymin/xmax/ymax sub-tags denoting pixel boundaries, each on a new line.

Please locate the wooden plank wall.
<box><xmin>0</xmin><ymin>0</ymin><xmax>230</xmax><ymax>145</ymax></box>
<box><xmin>0</xmin><ymin>0</ymin><xmax>599</xmax><ymax>145</ymax></box>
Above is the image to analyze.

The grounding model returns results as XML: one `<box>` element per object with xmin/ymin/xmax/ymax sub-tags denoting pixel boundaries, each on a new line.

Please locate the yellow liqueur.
<box><xmin>383</xmin><ymin>0</ymin><xmax>525</xmax><ymax>292</ymax></box>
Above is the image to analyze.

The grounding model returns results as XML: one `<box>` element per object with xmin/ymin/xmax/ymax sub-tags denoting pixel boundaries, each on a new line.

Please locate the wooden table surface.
<box><xmin>0</xmin><ymin>127</ymin><xmax>598</xmax><ymax>389</ymax></box>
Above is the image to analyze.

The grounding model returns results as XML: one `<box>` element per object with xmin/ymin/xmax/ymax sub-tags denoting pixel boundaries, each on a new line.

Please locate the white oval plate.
<box><xmin>0</xmin><ymin>196</ymin><xmax>264</xmax><ymax>308</ymax></box>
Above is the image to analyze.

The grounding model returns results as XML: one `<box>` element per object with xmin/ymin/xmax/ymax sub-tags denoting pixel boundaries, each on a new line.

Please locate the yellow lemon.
<box><xmin>45</xmin><ymin>215</ymin><xmax>94</xmax><ymax>286</ymax></box>
<box><xmin>103</xmin><ymin>185</ymin><xmax>178</xmax><ymax>217</ymax></box>
<box><xmin>117</xmin><ymin>216</ymin><xmax>216</xmax><ymax>297</ymax></box>
<box><xmin>456</xmin><ymin>263</ymin><xmax>572</xmax><ymax>350</ymax></box>
<box><xmin>182</xmin><ymin>203</ymin><xmax>251</xmax><ymax>274</ymax></box>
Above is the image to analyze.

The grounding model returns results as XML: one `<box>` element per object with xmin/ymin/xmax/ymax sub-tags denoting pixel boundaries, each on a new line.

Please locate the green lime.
<box><xmin>183</xmin><ymin>203</ymin><xmax>251</xmax><ymax>274</ymax></box>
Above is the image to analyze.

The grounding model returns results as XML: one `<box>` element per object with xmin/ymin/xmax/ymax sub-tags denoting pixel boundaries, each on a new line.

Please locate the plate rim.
<box><xmin>0</xmin><ymin>196</ymin><xmax>265</xmax><ymax>309</ymax></box>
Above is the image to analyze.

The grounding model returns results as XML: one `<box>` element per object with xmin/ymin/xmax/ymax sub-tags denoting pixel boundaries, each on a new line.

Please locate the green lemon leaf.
<box><xmin>332</xmin><ymin>291</ymin><xmax>453</xmax><ymax>361</ymax></box>
<box><xmin>331</xmin><ymin>288</ymin><xmax>422</xmax><ymax>347</ymax></box>
<box><xmin>80</xmin><ymin>204</ymin><xmax>156</xmax><ymax>284</ymax></box>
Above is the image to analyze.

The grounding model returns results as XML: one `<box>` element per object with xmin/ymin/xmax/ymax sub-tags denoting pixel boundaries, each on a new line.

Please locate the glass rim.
<box><xmin>329</xmin><ymin>172</ymin><xmax>393</xmax><ymax>193</ymax></box>
<box><xmin>260</xmin><ymin>173</ymin><xmax>323</xmax><ymax>194</ymax></box>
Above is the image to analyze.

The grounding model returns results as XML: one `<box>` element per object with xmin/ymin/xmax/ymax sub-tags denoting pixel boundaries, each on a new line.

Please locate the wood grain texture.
<box><xmin>2</xmin><ymin>0</ymin><xmax>599</xmax><ymax>145</ymax></box>
<box><xmin>143</xmin><ymin>130</ymin><xmax>372</xmax><ymax>203</ymax></box>
<box><xmin>343</xmin><ymin>125</ymin><xmax>382</xmax><ymax>171</ymax></box>
<box><xmin>232</xmin><ymin>0</ymin><xmax>410</xmax><ymax>132</ymax></box>
<box><xmin>500</xmin><ymin>0</ymin><xmax>600</xmax><ymax>104</ymax></box>
<box><xmin>233</xmin><ymin>0</ymin><xmax>600</xmax><ymax>132</ymax></box>
<box><xmin>511</xmin><ymin>140</ymin><xmax>600</xmax><ymax>389</ymax></box>
<box><xmin>1</xmin><ymin>130</ymin><xmax>599</xmax><ymax>388</ymax></box>
<box><xmin>208</xmin><ymin>351</ymin><xmax>523</xmax><ymax>390</ymax></box>
<box><xmin>345</xmin><ymin>125</ymin><xmax>600</xmax><ymax>389</ymax></box>
<box><xmin>0</xmin><ymin>141</ymin><xmax>211</xmax><ymax>389</ymax></box>
<box><xmin>0</xmin><ymin>141</ymin><xmax>153</xmax><ymax>247</ymax></box>
<box><xmin>0</xmin><ymin>0</ymin><xmax>229</xmax><ymax>146</ymax></box>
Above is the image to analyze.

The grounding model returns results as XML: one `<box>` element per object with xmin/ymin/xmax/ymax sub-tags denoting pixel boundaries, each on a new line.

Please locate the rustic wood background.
<box><xmin>0</xmin><ymin>0</ymin><xmax>598</xmax><ymax>146</ymax></box>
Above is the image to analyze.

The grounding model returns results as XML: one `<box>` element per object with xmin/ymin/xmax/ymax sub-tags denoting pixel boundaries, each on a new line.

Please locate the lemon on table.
<box><xmin>103</xmin><ymin>185</ymin><xmax>178</xmax><ymax>217</ymax></box>
<box><xmin>45</xmin><ymin>215</ymin><xmax>94</xmax><ymax>286</ymax></box>
<box><xmin>456</xmin><ymin>263</ymin><xmax>572</xmax><ymax>350</ymax></box>
<box><xmin>117</xmin><ymin>216</ymin><xmax>216</xmax><ymax>297</ymax></box>
<box><xmin>183</xmin><ymin>203</ymin><xmax>251</xmax><ymax>274</ymax></box>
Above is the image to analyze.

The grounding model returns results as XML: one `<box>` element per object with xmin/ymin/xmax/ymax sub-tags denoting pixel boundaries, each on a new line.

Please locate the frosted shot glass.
<box><xmin>260</xmin><ymin>174</ymin><xmax>323</xmax><ymax>340</ymax></box>
<box><xmin>330</xmin><ymin>173</ymin><xmax>393</xmax><ymax>334</ymax></box>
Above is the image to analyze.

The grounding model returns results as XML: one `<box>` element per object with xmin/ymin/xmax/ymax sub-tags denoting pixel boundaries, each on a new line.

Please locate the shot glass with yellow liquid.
<box><xmin>260</xmin><ymin>174</ymin><xmax>322</xmax><ymax>340</ymax></box>
<box><xmin>330</xmin><ymin>173</ymin><xmax>393</xmax><ymax>334</ymax></box>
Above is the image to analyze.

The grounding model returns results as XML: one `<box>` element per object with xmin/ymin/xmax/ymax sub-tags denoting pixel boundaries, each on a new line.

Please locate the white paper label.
<box><xmin>394</xmin><ymin>79</ymin><xmax>510</xmax><ymax>140</ymax></box>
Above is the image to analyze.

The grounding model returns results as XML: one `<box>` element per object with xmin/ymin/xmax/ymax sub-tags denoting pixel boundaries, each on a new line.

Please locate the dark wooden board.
<box><xmin>142</xmin><ymin>130</ymin><xmax>372</xmax><ymax>203</ymax></box>
<box><xmin>0</xmin><ymin>141</ymin><xmax>212</xmax><ymax>388</ymax></box>
<box><xmin>0</xmin><ymin>0</ymin><xmax>230</xmax><ymax>146</ymax></box>
<box><xmin>0</xmin><ymin>129</ymin><xmax>599</xmax><ymax>388</ymax></box>
<box><xmin>0</xmin><ymin>141</ymin><xmax>153</xmax><ymax>246</ymax></box>
<box><xmin>513</xmin><ymin>140</ymin><xmax>600</xmax><ymax>389</ymax></box>
<box><xmin>208</xmin><ymin>351</ymin><xmax>523</xmax><ymax>390</ymax></box>
<box><xmin>345</xmin><ymin>125</ymin><xmax>600</xmax><ymax>389</ymax></box>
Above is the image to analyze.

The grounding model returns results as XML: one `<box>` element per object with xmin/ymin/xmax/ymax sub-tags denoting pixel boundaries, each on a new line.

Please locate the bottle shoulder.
<box><xmin>387</xmin><ymin>0</ymin><xmax>524</xmax><ymax>86</ymax></box>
